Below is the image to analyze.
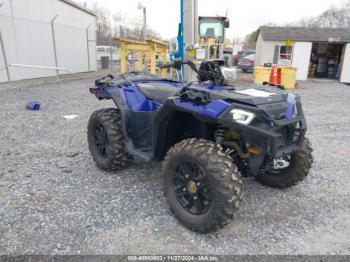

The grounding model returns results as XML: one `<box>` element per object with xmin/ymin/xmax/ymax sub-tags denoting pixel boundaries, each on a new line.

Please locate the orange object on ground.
<box><xmin>269</xmin><ymin>65</ymin><xmax>281</xmax><ymax>85</ymax></box>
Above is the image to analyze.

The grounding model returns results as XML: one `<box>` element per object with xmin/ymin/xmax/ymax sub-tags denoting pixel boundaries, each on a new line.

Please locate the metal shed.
<box><xmin>0</xmin><ymin>0</ymin><xmax>97</xmax><ymax>82</ymax></box>
<box><xmin>255</xmin><ymin>26</ymin><xmax>350</xmax><ymax>83</ymax></box>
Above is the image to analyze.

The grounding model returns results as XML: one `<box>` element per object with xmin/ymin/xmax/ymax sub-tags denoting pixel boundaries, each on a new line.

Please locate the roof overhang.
<box><xmin>60</xmin><ymin>0</ymin><xmax>97</xmax><ymax>17</ymax></box>
<box><xmin>257</xmin><ymin>26</ymin><xmax>350</xmax><ymax>43</ymax></box>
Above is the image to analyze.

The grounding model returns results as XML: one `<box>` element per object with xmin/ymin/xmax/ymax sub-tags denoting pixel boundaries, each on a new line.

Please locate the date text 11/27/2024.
<box><xmin>127</xmin><ymin>255</ymin><xmax>219</xmax><ymax>261</ymax></box>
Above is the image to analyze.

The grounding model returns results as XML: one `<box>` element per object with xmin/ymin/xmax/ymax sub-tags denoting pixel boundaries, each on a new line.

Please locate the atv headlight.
<box><xmin>230</xmin><ymin>109</ymin><xmax>255</xmax><ymax>125</ymax></box>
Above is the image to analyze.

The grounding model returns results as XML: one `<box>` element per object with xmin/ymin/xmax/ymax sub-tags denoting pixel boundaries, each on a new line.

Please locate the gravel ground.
<box><xmin>0</xmin><ymin>72</ymin><xmax>350</xmax><ymax>255</ymax></box>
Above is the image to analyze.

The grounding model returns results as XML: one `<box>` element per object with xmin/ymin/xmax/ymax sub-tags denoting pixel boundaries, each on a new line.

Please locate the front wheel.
<box><xmin>256</xmin><ymin>138</ymin><xmax>313</xmax><ymax>188</ymax></box>
<box><xmin>162</xmin><ymin>138</ymin><xmax>243</xmax><ymax>233</ymax></box>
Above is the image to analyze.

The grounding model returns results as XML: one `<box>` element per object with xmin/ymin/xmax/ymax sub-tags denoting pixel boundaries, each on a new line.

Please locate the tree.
<box><xmin>243</xmin><ymin>29</ymin><xmax>259</xmax><ymax>50</ymax></box>
<box><xmin>112</xmin><ymin>12</ymin><xmax>123</xmax><ymax>38</ymax></box>
<box><xmin>292</xmin><ymin>1</ymin><xmax>350</xmax><ymax>30</ymax></box>
<box><xmin>91</xmin><ymin>2</ymin><xmax>162</xmax><ymax>43</ymax></box>
<box><xmin>314</xmin><ymin>6</ymin><xmax>348</xmax><ymax>28</ymax></box>
<box><xmin>92</xmin><ymin>4</ymin><xmax>111</xmax><ymax>45</ymax></box>
<box><xmin>244</xmin><ymin>1</ymin><xmax>350</xmax><ymax>51</ymax></box>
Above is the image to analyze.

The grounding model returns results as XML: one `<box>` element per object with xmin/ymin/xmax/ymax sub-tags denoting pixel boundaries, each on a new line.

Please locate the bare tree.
<box><xmin>112</xmin><ymin>12</ymin><xmax>123</xmax><ymax>38</ymax></box>
<box><xmin>91</xmin><ymin>3</ymin><xmax>111</xmax><ymax>45</ymax></box>
<box><xmin>115</xmin><ymin>18</ymin><xmax>161</xmax><ymax>40</ymax></box>
<box><xmin>344</xmin><ymin>0</ymin><xmax>350</xmax><ymax>29</ymax></box>
<box><xmin>286</xmin><ymin>17</ymin><xmax>318</xmax><ymax>28</ymax></box>
<box><xmin>243</xmin><ymin>29</ymin><xmax>259</xmax><ymax>50</ymax></box>
<box><xmin>244</xmin><ymin>0</ymin><xmax>350</xmax><ymax>50</ymax></box>
<box><xmin>314</xmin><ymin>6</ymin><xmax>347</xmax><ymax>28</ymax></box>
<box><xmin>292</xmin><ymin>1</ymin><xmax>350</xmax><ymax>30</ymax></box>
<box><xmin>91</xmin><ymin>1</ymin><xmax>164</xmax><ymax>44</ymax></box>
<box><xmin>146</xmin><ymin>28</ymin><xmax>161</xmax><ymax>40</ymax></box>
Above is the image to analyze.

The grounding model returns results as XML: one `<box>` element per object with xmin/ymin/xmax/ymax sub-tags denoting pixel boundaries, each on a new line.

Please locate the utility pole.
<box><xmin>143</xmin><ymin>7</ymin><xmax>147</xmax><ymax>40</ymax></box>
<box><xmin>182</xmin><ymin>0</ymin><xmax>198</xmax><ymax>81</ymax></box>
<box><xmin>138</xmin><ymin>2</ymin><xmax>147</xmax><ymax>41</ymax></box>
<box><xmin>120</xmin><ymin>25</ymin><xmax>123</xmax><ymax>37</ymax></box>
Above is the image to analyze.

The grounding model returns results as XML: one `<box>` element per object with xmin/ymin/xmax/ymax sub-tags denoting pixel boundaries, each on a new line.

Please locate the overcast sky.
<box><xmin>82</xmin><ymin>0</ymin><xmax>347</xmax><ymax>39</ymax></box>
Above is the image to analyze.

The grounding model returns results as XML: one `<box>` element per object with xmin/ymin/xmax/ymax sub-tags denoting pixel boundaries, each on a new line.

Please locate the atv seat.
<box><xmin>137</xmin><ymin>82</ymin><xmax>180</xmax><ymax>104</ymax></box>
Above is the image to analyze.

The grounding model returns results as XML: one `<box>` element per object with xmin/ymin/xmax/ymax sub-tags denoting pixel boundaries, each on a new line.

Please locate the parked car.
<box><xmin>96</xmin><ymin>46</ymin><xmax>120</xmax><ymax>62</ymax></box>
<box><xmin>233</xmin><ymin>50</ymin><xmax>255</xmax><ymax>65</ymax></box>
<box><xmin>237</xmin><ymin>53</ymin><xmax>255</xmax><ymax>72</ymax></box>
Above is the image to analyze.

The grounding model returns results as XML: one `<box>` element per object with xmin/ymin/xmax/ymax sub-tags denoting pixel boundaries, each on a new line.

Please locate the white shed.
<box><xmin>255</xmin><ymin>26</ymin><xmax>350</xmax><ymax>83</ymax></box>
<box><xmin>0</xmin><ymin>0</ymin><xmax>97</xmax><ymax>82</ymax></box>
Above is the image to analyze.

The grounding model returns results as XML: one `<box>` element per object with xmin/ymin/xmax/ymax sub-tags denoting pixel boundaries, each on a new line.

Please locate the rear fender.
<box><xmin>106</xmin><ymin>86</ymin><xmax>159</xmax><ymax>160</ymax></box>
<box><xmin>89</xmin><ymin>87</ymin><xmax>112</xmax><ymax>100</ymax></box>
<box><xmin>91</xmin><ymin>83</ymin><xmax>161</xmax><ymax>111</ymax></box>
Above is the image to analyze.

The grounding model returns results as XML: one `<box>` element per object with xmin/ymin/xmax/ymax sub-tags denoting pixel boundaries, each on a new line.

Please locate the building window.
<box><xmin>274</xmin><ymin>45</ymin><xmax>293</xmax><ymax>65</ymax></box>
<box><xmin>278</xmin><ymin>45</ymin><xmax>293</xmax><ymax>65</ymax></box>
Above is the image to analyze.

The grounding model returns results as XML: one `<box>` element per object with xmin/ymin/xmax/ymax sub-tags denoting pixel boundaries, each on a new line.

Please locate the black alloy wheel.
<box><xmin>173</xmin><ymin>162</ymin><xmax>212</xmax><ymax>215</ymax></box>
<box><xmin>94</xmin><ymin>124</ymin><xmax>109</xmax><ymax>158</ymax></box>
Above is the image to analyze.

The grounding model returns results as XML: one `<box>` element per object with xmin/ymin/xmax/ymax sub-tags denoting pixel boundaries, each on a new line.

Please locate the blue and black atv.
<box><xmin>88</xmin><ymin>59</ymin><xmax>313</xmax><ymax>233</ymax></box>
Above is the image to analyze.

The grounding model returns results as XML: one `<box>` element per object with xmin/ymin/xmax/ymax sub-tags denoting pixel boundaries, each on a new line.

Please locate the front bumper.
<box><xmin>220</xmin><ymin>116</ymin><xmax>305</xmax><ymax>157</ymax></box>
<box><xmin>219</xmin><ymin>114</ymin><xmax>306</xmax><ymax>177</ymax></box>
<box><xmin>218</xmin><ymin>100</ymin><xmax>307</xmax><ymax>159</ymax></box>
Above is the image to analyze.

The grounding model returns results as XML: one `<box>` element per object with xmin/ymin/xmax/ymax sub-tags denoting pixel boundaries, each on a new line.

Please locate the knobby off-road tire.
<box><xmin>256</xmin><ymin>138</ymin><xmax>313</xmax><ymax>188</ymax></box>
<box><xmin>162</xmin><ymin>138</ymin><xmax>243</xmax><ymax>233</ymax></box>
<box><xmin>87</xmin><ymin>108</ymin><xmax>130</xmax><ymax>170</ymax></box>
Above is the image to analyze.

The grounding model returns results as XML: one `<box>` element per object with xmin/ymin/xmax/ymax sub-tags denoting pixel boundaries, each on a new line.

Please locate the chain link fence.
<box><xmin>0</xmin><ymin>13</ymin><xmax>96</xmax><ymax>82</ymax></box>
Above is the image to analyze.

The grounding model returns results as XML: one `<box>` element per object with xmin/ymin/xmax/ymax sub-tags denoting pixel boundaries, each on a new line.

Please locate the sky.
<box><xmin>81</xmin><ymin>0</ymin><xmax>347</xmax><ymax>40</ymax></box>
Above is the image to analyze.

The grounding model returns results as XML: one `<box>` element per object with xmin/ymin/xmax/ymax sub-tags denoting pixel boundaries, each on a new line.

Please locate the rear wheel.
<box><xmin>162</xmin><ymin>138</ymin><xmax>243</xmax><ymax>233</ymax></box>
<box><xmin>256</xmin><ymin>138</ymin><xmax>313</xmax><ymax>188</ymax></box>
<box><xmin>87</xmin><ymin>108</ymin><xmax>130</xmax><ymax>170</ymax></box>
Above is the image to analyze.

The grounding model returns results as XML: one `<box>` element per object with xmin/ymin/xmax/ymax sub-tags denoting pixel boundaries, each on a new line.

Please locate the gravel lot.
<box><xmin>0</xmin><ymin>72</ymin><xmax>350</xmax><ymax>255</ymax></box>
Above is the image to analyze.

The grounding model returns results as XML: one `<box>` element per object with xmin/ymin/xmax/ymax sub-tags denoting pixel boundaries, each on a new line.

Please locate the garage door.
<box><xmin>292</xmin><ymin>42</ymin><xmax>312</xmax><ymax>81</ymax></box>
<box><xmin>340</xmin><ymin>43</ymin><xmax>350</xmax><ymax>83</ymax></box>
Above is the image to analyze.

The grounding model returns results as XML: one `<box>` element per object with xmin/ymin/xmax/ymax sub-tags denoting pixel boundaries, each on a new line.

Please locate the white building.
<box><xmin>255</xmin><ymin>26</ymin><xmax>350</xmax><ymax>83</ymax></box>
<box><xmin>0</xmin><ymin>0</ymin><xmax>97</xmax><ymax>82</ymax></box>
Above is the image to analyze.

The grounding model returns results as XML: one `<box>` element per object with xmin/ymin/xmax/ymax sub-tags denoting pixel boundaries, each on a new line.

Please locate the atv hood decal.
<box><xmin>236</xmin><ymin>89</ymin><xmax>275</xmax><ymax>98</ymax></box>
<box><xmin>210</xmin><ymin>88</ymin><xmax>287</xmax><ymax>106</ymax></box>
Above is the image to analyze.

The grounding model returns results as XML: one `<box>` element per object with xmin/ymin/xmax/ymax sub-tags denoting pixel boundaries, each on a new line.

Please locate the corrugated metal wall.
<box><xmin>0</xmin><ymin>0</ymin><xmax>96</xmax><ymax>82</ymax></box>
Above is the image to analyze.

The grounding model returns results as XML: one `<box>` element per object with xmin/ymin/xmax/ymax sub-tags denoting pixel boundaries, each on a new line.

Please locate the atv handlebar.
<box><xmin>160</xmin><ymin>63</ymin><xmax>174</xmax><ymax>69</ymax></box>
<box><xmin>160</xmin><ymin>59</ymin><xmax>199</xmax><ymax>74</ymax></box>
<box><xmin>160</xmin><ymin>59</ymin><xmax>227</xmax><ymax>85</ymax></box>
